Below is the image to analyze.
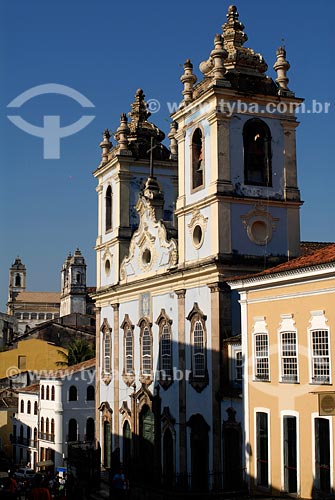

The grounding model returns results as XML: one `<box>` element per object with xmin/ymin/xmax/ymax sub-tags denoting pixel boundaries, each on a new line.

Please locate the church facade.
<box><xmin>93</xmin><ymin>5</ymin><xmax>302</xmax><ymax>492</ymax></box>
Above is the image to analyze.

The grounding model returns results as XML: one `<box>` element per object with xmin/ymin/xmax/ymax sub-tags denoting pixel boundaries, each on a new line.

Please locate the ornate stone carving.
<box><xmin>187</xmin><ymin>209</ymin><xmax>208</xmax><ymax>250</ymax></box>
<box><xmin>241</xmin><ymin>204</ymin><xmax>279</xmax><ymax>246</ymax></box>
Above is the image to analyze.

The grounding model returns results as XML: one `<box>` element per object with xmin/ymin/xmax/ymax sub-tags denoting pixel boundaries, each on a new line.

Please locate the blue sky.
<box><xmin>0</xmin><ymin>0</ymin><xmax>334</xmax><ymax>310</ymax></box>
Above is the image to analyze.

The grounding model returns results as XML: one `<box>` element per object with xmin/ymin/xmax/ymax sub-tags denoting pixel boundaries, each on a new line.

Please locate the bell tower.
<box><xmin>60</xmin><ymin>249</ymin><xmax>87</xmax><ymax>316</ymax></box>
<box><xmin>93</xmin><ymin>89</ymin><xmax>178</xmax><ymax>290</ymax></box>
<box><xmin>8</xmin><ymin>256</ymin><xmax>26</xmax><ymax>305</ymax></box>
<box><xmin>172</xmin><ymin>5</ymin><xmax>302</xmax><ymax>272</ymax></box>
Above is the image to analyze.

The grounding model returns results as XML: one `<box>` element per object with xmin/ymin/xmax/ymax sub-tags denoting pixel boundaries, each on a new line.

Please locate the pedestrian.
<box><xmin>28</xmin><ymin>474</ymin><xmax>51</xmax><ymax>500</ymax></box>
<box><xmin>111</xmin><ymin>466</ymin><xmax>129</xmax><ymax>499</ymax></box>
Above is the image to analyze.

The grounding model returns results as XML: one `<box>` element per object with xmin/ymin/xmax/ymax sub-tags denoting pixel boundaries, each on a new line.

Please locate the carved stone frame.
<box><xmin>121</xmin><ymin>314</ymin><xmax>135</xmax><ymax>387</ymax></box>
<box><xmin>186</xmin><ymin>303</ymin><xmax>209</xmax><ymax>392</ymax></box>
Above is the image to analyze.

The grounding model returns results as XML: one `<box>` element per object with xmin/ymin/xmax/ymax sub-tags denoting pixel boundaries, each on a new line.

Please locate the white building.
<box><xmin>12</xmin><ymin>384</ymin><xmax>39</xmax><ymax>469</ymax></box>
<box><xmin>13</xmin><ymin>359</ymin><xmax>96</xmax><ymax>471</ymax></box>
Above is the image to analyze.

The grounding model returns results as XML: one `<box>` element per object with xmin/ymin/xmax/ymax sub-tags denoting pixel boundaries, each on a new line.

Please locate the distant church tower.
<box><xmin>8</xmin><ymin>256</ymin><xmax>26</xmax><ymax>305</ymax></box>
<box><xmin>60</xmin><ymin>249</ymin><xmax>87</xmax><ymax>317</ymax></box>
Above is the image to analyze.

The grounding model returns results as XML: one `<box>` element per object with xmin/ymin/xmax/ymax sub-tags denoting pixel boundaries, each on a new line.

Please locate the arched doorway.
<box><xmin>188</xmin><ymin>414</ymin><xmax>209</xmax><ymax>492</ymax></box>
<box><xmin>163</xmin><ymin>428</ymin><xmax>174</xmax><ymax>486</ymax></box>
<box><xmin>139</xmin><ymin>405</ymin><xmax>154</xmax><ymax>482</ymax></box>
<box><xmin>103</xmin><ymin>421</ymin><xmax>112</xmax><ymax>468</ymax></box>
<box><xmin>123</xmin><ymin>421</ymin><xmax>131</xmax><ymax>474</ymax></box>
<box><xmin>86</xmin><ymin>418</ymin><xmax>95</xmax><ymax>442</ymax></box>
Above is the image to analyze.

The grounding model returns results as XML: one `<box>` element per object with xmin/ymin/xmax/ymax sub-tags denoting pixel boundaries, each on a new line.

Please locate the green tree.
<box><xmin>57</xmin><ymin>338</ymin><xmax>95</xmax><ymax>367</ymax></box>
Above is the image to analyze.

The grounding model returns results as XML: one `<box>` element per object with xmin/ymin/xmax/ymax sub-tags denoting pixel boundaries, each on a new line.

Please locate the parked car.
<box><xmin>14</xmin><ymin>467</ymin><xmax>35</xmax><ymax>480</ymax></box>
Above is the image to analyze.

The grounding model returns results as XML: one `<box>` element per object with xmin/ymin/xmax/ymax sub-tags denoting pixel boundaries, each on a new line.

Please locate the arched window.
<box><xmin>76</xmin><ymin>273</ymin><xmax>81</xmax><ymax>284</ymax></box>
<box><xmin>101</xmin><ymin>319</ymin><xmax>113</xmax><ymax>378</ymax></box>
<box><xmin>138</xmin><ymin>319</ymin><xmax>153</xmax><ymax>381</ymax></box>
<box><xmin>87</xmin><ymin>385</ymin><xmax>95</xmax><ymax>401</ymax></box>
<box><xmin>15</xmin><ymin>274</ymin><xmax>21</xmax><ymax>287</ymax></box>
<box><xmin>46</xmin><ymin>418</ymin><xmax>49</xmax><ymax>434</ymax></box>
<box><xmin>142</xmin><ymin>327</ymin><xmax>151</xmax><ymax>374</ymax></box>
<box><xmin>33</xmin><ymin>427</ymin><xmax>37</xmax><ymax>447</ymax></box>
<box><xmin>125</xmin><ymin>328</ymin><xmax>133</xmax><ymax>374</ymax></box>
<box><xmin>69</xmin><ymin>386</ymin><xmax>77</xmax><ymax>401</ymax></box>
<box><xmin>121</xmin><ymin>315</ymin><xmax>135</xmax><ymax>386</ymax></box>
<box><xmin>20</xmin><ymin>400</ymin><xmax>24</xmax><ymax>413</ymax></box>
<box><xmin>51</xmin><ymin>419</ymin><xmax>55</xmax><ymax>437</ymax></box>
<box><xmin>27</xmin><ymin>400</ymin><xmax>31</xmax><ymax>414</ymax></box>
<box><xmin>41</xmin><ymin>386</ymin><xmax>44</xmax><ymax>400</ymax></box>
<box><xmin>192</xmin><ymin>128</ymin><xmax>204</xmax><ymax>190</ymax></box>
<box><xmin>104</xmin><ymin>334</ymin><xmax>111</xmax><ymax>374</ymax></box>
<box><xmin>68</xmin><ymin>419</ymin><xmax>77</xmax><ymax>442</ymax></box>
<box><xmin>187</xmin><ymin>303</ymin><xmax>208</xmax><ymax>392</ymax></box>
<box><xmin>46</xmin><ymin>386</ymin><xmax>50</xmax><ymax>400</ymax></box>
<box><xmin>193</xmin><ymin>321</ymin><xmax>205</xmax><ymax>377</ymax></box>
<box><xmin>34</xmin><ymin>401</ymin><xmax>38</xmax><ymax>415</ymax></box>
<box><xmin>105</xmin><ymin>185</ymin><xmax>112</xmax><ymax>231</ymax></box>
<box><xmin>243</xmin><ymin>118</ymin><xmax>272</xmax><ymax>186</ymax></box>
<box><xmin>86</xmin><ymin>418</ymin><xmax>95</xmax><ymax>442</ymax></box>
<box><xmin>51</xmin><ymin>386</ymin><xmax>55</xmax><ymax>401</ymax></box>
<box><xmin>156</xmin><ymin>309</ymin><xmax>173</xmax><ymax>388</ymax></box>
<box><xmin>41</xmin><ymin>417</ymin><xmax>44</xmax><ymax>433</ymax></box>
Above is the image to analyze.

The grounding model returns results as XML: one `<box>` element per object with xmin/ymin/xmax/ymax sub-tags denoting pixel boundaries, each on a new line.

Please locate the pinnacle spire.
<box><xmin>274</xmin><ymin>46</ymin><xmax>294</xmax><ymax>95</ymax></box>
<box><xmin>128</xmin><ymin>88</ymin><xmax>151</xmax><ymax>128</ymax></box>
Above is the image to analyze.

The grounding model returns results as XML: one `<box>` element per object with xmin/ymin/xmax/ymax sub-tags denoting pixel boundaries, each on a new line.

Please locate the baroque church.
<box><xmin>93</xmin><ymin>5</ymin><xmax>302</xmax><ymax>493</ymax></box>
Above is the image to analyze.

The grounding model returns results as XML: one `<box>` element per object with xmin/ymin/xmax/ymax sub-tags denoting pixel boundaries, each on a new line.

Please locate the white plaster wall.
<box><xmin>230</xmin><ymin>203</ymin><xmax>289</xmax><ymax>256</ymax></box>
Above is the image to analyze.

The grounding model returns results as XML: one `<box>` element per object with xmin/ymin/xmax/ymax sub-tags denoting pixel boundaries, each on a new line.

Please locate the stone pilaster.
<box><xmin>208</xmin><ymin>282</ymin><xmax>231</xmax><ymax>490</ymax></box>
<box><xmin>95</xmin><ymin>307</ymin><xmax>101</xmax><ymax>446</ymax></box>
<box><xmin>112</xmin><ymin>303</ymin><xmax>120</xmax><ymax>448</ymax></box>
<box><xmin>175</xmin><ymin>289</ymin><xmax>187</xmax><ymax>478</ymax></box>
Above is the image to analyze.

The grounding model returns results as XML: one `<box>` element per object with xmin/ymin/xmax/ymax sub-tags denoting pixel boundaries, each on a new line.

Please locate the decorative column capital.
<box><xmin>175</xmin><ymin>289</ymin><xmax>186</xmax><ymax>299</ymax></box>
<box><xmin>111</xmin><ymin>303</ymin><xmax>119</xmax><ymax>311</ymax></box>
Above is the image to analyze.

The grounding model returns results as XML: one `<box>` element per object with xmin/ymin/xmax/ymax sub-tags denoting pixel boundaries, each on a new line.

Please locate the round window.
<box><xmin>105</xmin><ymin>259</ymin><xmax>111</xmax><ymax>275</ymax></box>
<box><xmin>250</xmin><ymin>220</ymin><xmax>268</xmax><ymax>244</ymax></box>
<box><xmin>193</xmin><ymin>225</ymin><xmax>203</xmax><ymax>248</ymax></box>
<box><xmin>142</xmin><ymin>248</ymin><xmax>152</xmax><ymax>266</ymax></box>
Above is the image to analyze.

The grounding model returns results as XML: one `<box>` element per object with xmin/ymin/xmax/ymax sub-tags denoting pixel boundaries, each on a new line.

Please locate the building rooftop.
<box><xmin>18</xmin><ymin>383</ymin><xmax>40</xmax><ymax>394</ymax></box>
<box><xmin>41</xmin><ymin>358</ymin><xmax>95</xmax><ymax>379</ymax></box>
<box><xmin>14</xmin><ymin>291</ymin><xmax>60</xmax><ymax>304</ymax></box>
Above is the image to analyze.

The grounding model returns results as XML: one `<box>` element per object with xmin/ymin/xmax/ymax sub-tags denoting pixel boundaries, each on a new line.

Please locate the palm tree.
<box><xmin>56</xmin><ymin>338</ymin><xmax>95</xmax><ymax>367</ymax></box>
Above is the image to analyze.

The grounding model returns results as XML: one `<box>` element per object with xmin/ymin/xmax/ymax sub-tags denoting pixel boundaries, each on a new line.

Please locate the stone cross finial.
<box><xmin>180</xmin><ymin>59</ymin><xmax>197</xmax><ymax>105</ymax></box>
<box><xmin>168</xmin><ymin>121</ymin><xmax>178</xmax><ymax>159</ymax></box>
<box><xmin>273</xmin><ymin>46</ymin><xmax>291</xmax><ymax>92</ymax></box>
<box><xmin>210</xmin><ymin>34</ymin><xmax>227</xmax><ymax>80</ymax></box>
<box><xmin>116</xmin><ymin>113</ymin><xmax>130</xmax><ymax>151</ymax></box>
<box><xmin>99</xmin><ymin>129</ymin><xmax>112</xmax><ymax>164</ymax></box>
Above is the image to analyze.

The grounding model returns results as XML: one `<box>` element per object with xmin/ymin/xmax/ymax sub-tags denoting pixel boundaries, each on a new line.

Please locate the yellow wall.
<box><xmin>246</xmin><ymin>275</ymin><xmax>335</xmax><ymax>499</ymax></box>
<box><xmin>0</xmin><ymin>339</ymin><xmax>67</xmax><ymax>379</ymax></box>
<box><xmin>0</xmin><ymin>410</ymin><xmax>15</xmax><ymax>458</ymax></box>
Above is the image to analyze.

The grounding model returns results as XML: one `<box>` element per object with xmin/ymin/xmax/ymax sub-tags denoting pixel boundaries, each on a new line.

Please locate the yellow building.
<box><xmin>0</xmin><ymin>389</ymin><xmax>17</xmax><ymax>460</ymax></box>
<box><xmin>229</xmin><ymin>243</ymin><xmax>335</xmax><ymax>499</ymax></box>
<box><xmin>0</xmin><ymin>339</ymin><xmax>66</xmax><ymax>380</ymax></box>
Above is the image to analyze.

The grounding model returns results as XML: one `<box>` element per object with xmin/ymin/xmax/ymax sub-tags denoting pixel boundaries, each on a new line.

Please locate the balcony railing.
<box><xmin>38</xmin><ymin>432</ymin><xmax>55</xmax><ymax>443</ymax></box>
<box><xmin>10</xmin><ymin>436</ymin><xmax>38</xmax><ymax>448</ymax></box>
